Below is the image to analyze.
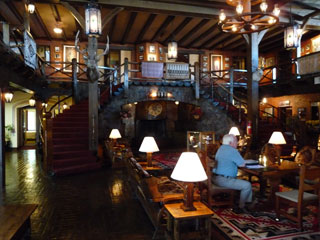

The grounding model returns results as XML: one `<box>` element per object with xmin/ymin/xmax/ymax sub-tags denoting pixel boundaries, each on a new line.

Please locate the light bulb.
<box><xmin>260</xmin><ymin>0</ymin><xmax>268</xmax><ymax>12</ymax></box>
<box><xmin>273</xmin><ymin>4</ymin><xmax>280</xmax><ymax>17</ymax></box>
<box><xmin>251</xmin><ymin>24</ymin><xmax>257</xmax><ymax>30</ymax></box>
<box><xmin>236</xmin><ymin>1</ymin><xmax>243</xmax><ymax>15</ymax></box>
<box><xmin>28</xmin><ymin>3</ymin><xmax>35</xmax><ymax>14</ymax></box>
<box><xmin>232</xmin><ymin>25</ymin><xmax>237</xmax><ymax>32</ymax></box>
<box><xmin>53</xmin><ymin>27</ymin><xmax>62</xmax><ymax>34</ymax></box>
<box><xmin>219</xmin><ymin>9</ymin><xmax>226</xmax><ymax>22</ymax></box>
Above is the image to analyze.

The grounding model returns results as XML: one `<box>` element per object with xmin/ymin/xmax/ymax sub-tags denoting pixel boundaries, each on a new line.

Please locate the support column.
<box><xmin>195</xmin><ymin>62</ymin><xmax>200</xmax><ymax>100</ymax></box>
<box><xmin>0</xmin><ymin>89</ymin><xmax>5</xmax><ymax>190</ymax></box>
<box><xmin>2</xmin><ymin>22</ymin><xmax>9</xmax><ymax>46</ymax></box>
<box><xmin>124</xmin><ymin>58</ymin><xmax>129</xmax><ymax>97</ymax></box>
<box><xmin>247</xmin><ymin>32</ymin><xmax>260</xmax><ymax>147</ymax></box>
<box><xmin>87</xmin><ymin>37</ymin><xmax>99</xmax><ymax>152</ymax></box>
<box><xmin>72</xmin><ymin>58</ymin><xmax>79</xmax><ymax>104</ymax></box>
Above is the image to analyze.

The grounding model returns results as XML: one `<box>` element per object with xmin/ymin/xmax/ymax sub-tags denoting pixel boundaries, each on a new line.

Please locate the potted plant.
<box><xmin>5</xmin><ymin>125</ymin><xmax>14</xmax><ymax>150</ymax></box>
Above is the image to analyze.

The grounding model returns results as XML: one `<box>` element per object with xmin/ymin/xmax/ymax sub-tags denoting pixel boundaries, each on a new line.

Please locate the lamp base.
<box><xmin>181</xmin><ymin>183</ymin><xmax>196</xmax><ymax>211</ymax></box>
<box><xmin>146</xmin><ymin>152</ymin><xmax>153</xmax><ymax>167</ymax></box>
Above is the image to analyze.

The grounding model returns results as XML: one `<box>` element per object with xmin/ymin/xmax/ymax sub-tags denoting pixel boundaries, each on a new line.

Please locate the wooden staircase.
<box><xmin>51</xmin><ymin>101</ymin><xmax>101</xmax><ymax>176</ymax></box>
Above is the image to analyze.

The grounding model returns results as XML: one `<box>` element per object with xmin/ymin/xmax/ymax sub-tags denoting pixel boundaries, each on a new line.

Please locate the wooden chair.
<box><xmin>275</xmin><ymin>161</ymin><xmax>320</xmax><ymax>230</ymax></box>
<box><xmin>198</xmin><ymin>144</ymin><xmax>235</xmax><ymax>208</ymax></box>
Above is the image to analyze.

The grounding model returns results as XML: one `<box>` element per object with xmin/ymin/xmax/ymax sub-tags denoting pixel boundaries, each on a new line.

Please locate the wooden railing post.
<box><xmin>229</xmin><ymin>68</ymin><xmax>234</xmax><ymax>104</ymax></box>
<box><xmin>124</xmin><ymin>58</ymin><xmax>129</xmax><ymax>97</ymax></box>
<box><xmin>72</xmin><ymin>58</ymin><xmax>79</xmax><ymax>104</ymax></box>
<box><xmin>44</xmin><ymin>117</ymin><xmax>53</xmax><ymax>173</ymax></box>
<box><xmin>195</xmin><ymin>62</ymin><xmax>200</xmax><ymax>100</ymax></box>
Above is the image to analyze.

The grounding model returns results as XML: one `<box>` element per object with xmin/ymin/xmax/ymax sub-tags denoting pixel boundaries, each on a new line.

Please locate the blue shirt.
<box><xmin>213</xmin><ymin>144</ymin><xmax>244</xmax><ymax>177</ymax></box>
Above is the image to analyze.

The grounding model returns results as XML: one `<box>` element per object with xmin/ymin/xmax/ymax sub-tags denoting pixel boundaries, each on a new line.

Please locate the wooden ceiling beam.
<box><xmin>52</xmin><ymin>4</ymin><xmax>67</xmax><ymax>41</ymax></box>
<box><xmin>121</xmin><ymin>12</ymin><xmax>137</xmax><ymax>44</ymax></box>
<box><xmin>102</xmin><ymin>7</ymin><xmax>124</xmax><ymax>30</ymax></box>
<box><xmin>218</xmin><ymin>35</ymin><xmax>242</xmax><ymax>49</ymax></box>
<box><xmin>60</xmin><ymin>2</ymin><xmax>85</xmax><ymax>29</ymax></box>
<box><xmin>34</xmin><ymin>8</ymin><xmax>52</xmax><ymax>40</ymax></box>
<box><xmin>292</xmin><ymin>1</ymin><xmax>319</xmax><ymax>11</ymax></box>
<box><xmin>136</xmin><ymin>13</ymin><xmax>156</xmax><ymax>43</ymax></box>
<box><xmin>163</xmin><ymin>17</ymin><xmax>192</xmax><ymax>44</ymax></box>
<box><xmin>208</xmin><ymin>34</ymin><xmax>230</xmax><ymax>49</ymax></box>
<box><xmin>186</xmin><ymin>21</ymin><xmax>218</xmax><ymax>48</ymax></box>
<box><xmin>151</xmin><ymin>15</ymin><xmax>175</xmax><ymax>42</ymax></box>
<box><xmin>179</xmin><ymin>19</ymin><xmax>209</xmax><ymax>45</ymax></box>
<box><xmin>66</xmin><ymin>0</ymin><xmax>221</xmax><ymax>18</ymax></box>
<box><xmin>108</xmin><ymin>15</ymin><xmax>117</xmax><ymax>42</ymax></box>
<box><xmin>5</xmin><ymin>1</ymin><xmax>23</xmax><ymax>24</ymax></box>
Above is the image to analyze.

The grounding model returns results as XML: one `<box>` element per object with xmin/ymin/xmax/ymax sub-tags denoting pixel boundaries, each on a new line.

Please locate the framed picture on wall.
<box><xmin>63</xmin><ymin>45</ymin><xmax>79</xmax><ymax>72</ymax></box>
<box><xmin>211</xmin><ymin>54</ymin><xmax>223</xmax><ymax>77</ymax></box>
<box><xmin>312</xmin><ymin>36</ymin><xmax>320</xmax><ymax>52</ymax></box>
<box><xmin>139</xmin><ymin>46</ymin><xmax>144</xmax><ymax>53</ymax></box>
<box><xmin>149</xmin><ymin>45</ymin><xmax>155</xmax><ymax>53</ymax></box>
<box><xmin>265</xmin><ymin>57</ymin><xmax>275</xmax><ymax>68</ymax></box>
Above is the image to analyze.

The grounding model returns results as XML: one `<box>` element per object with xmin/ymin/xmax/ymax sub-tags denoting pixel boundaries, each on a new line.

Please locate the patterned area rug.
<box><xmin>152</xmin><ymin>152</ymin><xmax>180</xmax><ymax>169</ymax></box>
<box><xmin>212</xmin><ymin>208</ymin><xmax>320</xmax><ymax>240</ymax></box>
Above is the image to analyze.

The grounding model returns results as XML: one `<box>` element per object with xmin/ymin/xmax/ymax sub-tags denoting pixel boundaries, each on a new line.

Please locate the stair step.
<box><xmin>52</xmin><ymin>162</ymin><xmax>101</xmax><ymax>176</ymax></box>
<box><xmin>53</xmin><ymin>143</ymin><xmax>89</xmax><ymax>152</ymax></box>
<box><xmin>52</xmin><ymin>126</ymin><xmax>88</xmax><ymax>132</ymax></box>
<box><xmin>53</xmin><ymin>154</ymin><xmax>96</xmax><ymax>165</ymax></box>
<box><xmin>54</xmin><ymin>116</ymin><xmax>88</xmax><ymax>122</ymax></box>
<box><xmin>53</xmin><ymin>122</ymin><xmax>88</xmax><ymax>127</ymax></box>
<box><xmin>52</xmin><ymin>137</ymin><xmax>88</xmax><ymax>145</ymax></box>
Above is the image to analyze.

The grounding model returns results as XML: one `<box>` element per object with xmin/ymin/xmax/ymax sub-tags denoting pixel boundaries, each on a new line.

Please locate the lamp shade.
<box><xmin>4</xmin><ymin>91</ymin><xmax>13</xmax><ymax>103</ymax></box>
<box><xmin>29</xmin><ymin>96</ymin><xmax>36</xmax><ymax>106</ymax></box>
<box><xmin>85</xmin><ymin>1</ymin><xmax>101</xmax><ymax>36</ymax></box>
<box><xmin>268</xmin><ymin>131</ymin><xmax>286</xmax><ymax>145</ymax></box>
<box><xmin>171</xmin><ymin>152</ymin><xmax>207</xmax><ymax>182</ymax></box>
<box><xmin>109</xmin><ymin>129</ymin><xmax>121</xmax><ymax>139</ymax></box>
<box><xmin>139</xmin><ymin>136</ymin><xmax>159</xmax><ymax>153</ymax></box>
<box><xmin>229</xmin><ymin>127</ymin><xmax>240</xmax><ymax>136</ymax></box>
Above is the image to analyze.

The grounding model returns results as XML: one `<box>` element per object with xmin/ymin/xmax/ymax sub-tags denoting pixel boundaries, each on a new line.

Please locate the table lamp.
<box><xmin>171</xmin><ymin>152</ymin><xmax>207</xmax><ymax>211</ymax></box>
<box><xmin>139</xmin><ymin>136</ymin><xmax>159</xmax><ymax>167</ymax></box>
<box><xmin>109</xmin><ymin>129</ymin><xmax>121</xmax><ymax>146</ymax></box>
<box><xmin>229</xmin><ymin>126</ymin><xmax>240</xmax><ymax>136</ymax></box>
<box><xmin>268</xmin><ymin>131</ymin><xmax>286</xmax><ymax>164</ymax></box>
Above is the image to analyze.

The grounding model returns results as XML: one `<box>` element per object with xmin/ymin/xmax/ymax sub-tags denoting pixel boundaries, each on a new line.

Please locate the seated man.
<box><xmin>212</xmin><ymin>134</ymin><xmax>253</xmax><ymax>212</ymax></box>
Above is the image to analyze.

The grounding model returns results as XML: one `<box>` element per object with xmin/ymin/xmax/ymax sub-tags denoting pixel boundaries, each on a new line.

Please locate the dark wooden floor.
<box><xmin>2</xmin><ymin>149</ymin><xmax>155</xmax><ymax>240</ymax></box>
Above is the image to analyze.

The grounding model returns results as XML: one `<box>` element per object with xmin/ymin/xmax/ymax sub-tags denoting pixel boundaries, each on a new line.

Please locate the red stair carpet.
<box><xmin>51</xmin><ymin>101</ymin><xmax>101</xmax><ymax>176</ymax></box>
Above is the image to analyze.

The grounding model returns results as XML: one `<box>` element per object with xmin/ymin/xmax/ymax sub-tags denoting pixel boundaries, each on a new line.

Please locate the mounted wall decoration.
<box><xmin>312</xmin><ymin>35</ymin><xmax>320</xmax><ymax>52</ymax></box>
<box><xmin>265</xmin><ymin>57</ymin><xmax>275</xmax><ymax>68</ymax></box>
<box><xmin>55</xmin><ymin>46</ymin><xmax>60</xmax><ymax>52</ymax></box>
<box><xmin>211</xmin><ymin>54</ymin><xmax>223</xmax><ymax>77</ymax></box>
<box><xmin>149</xmin><ymin>45</ymin><xmax>155</xmax><ymax>53</ymax></box>
<box><xmin>139</xmin><ymin>46</ymin><xmax>144</xmax><ymax>53</ymax></box>
<box><xmin>63</xmin><ymin>45</ymin><xmax>79</xmax><ymax>72</ymax></box>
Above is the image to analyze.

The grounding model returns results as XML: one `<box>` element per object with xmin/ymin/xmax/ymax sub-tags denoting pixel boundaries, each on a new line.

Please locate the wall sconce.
<box><xmin>62</xmin><ymin>102</ymin><xmax>68</xmax><ymax>110</ymax></box>
<box><xmin>171</xmin><ymin>152</ymin><xmax>207</xmax><ymax>211</ymax></box>
<box><xmin>168</xmin><ymin>41</ymin><xmax>178</xmax><ymax>60</ymax></box>
<box><xmin>27</xmin><ymin>2</ymin><xmax>35</xmax><ymax>14</ymax></box>
<box><xmin>139</xmin><ymin>136</ymin><xmax>159</xmax><ymax>167</ymax></box>
<box><xmin>42</xmin><ymin>102</ymin><xmax>48</xmax><ymax>108</ymax></box>
<box><xmin>29</xmin><ymin>96</ymin><xmax>36</xmax><ymax>106</ymax></box>
<box><xmin>4</xmin><ymin>91</ymin><xmax>13</xmax><ymax>103</ymax></box>
<box><xmin>85</xmin><ymin>1</ymin><xmax>102</xmax><ymax>37</ymax></box>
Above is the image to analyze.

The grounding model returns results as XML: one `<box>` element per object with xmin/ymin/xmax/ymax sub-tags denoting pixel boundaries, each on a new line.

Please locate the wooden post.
<box><xmin>247</xmin><ymin>33</ymin><xmax>259</xmax><ymax>146</ymax></box>
<box><xmin>87</xmin><ymin>37</ymin><xmax>99</xmax><ymax>152</ymax></box>
<box><xmin>124</xmin><ymin>58</ymin><xmax>129</xmax><ymax>97</ymax></box>
<box><xmin>229</xmin><ymin>68</ymin><xmax>234</xmax><ymax>104</ymax></box>
<box><xmin>72</xmin><ymin>58</ymin><xmax>79</xmax><ymax>104</ymax></box>
<box><xmin>35</xmin><ymin>100</ymin><xmax>41</xmax><ymax>146</ymax></box>
<box><xmin>0</xmin><ymin>89</ymin><xmax>4</xmax><ymax>189</ymax></box>
<box><xmin>195</xmin><ymin>62</ymin><xmax>200</xmax><ymax>100</ymax></box>
<box><xmin>23</xmin><ymin>0</ymin><xmax>30</xmax><ymax>33</ymax></box>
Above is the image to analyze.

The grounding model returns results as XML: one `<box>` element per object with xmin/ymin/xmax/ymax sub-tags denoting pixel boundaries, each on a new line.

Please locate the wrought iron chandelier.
<box><xmin>219</xmin><ymin>0</ymin><xmax>280</xmax><ymax>34</ymax></box>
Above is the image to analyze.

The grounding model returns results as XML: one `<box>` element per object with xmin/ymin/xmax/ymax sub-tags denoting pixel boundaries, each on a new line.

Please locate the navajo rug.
<box><xmin>212</xmin><ymin>208</ymin><xmax>320</xmax><ymax>240</ymax></box>
<box><xmin>152</xmin><ymin>152</ymin><xmax>180</xmax><ymax>169</ymax></box>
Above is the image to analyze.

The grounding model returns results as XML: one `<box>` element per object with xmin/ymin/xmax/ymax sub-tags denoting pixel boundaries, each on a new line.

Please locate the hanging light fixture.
<box><xmin>219</xmin><ymin>0</ymin><xmax>280</xmax><ymax>34</ymax></box>
<box><xmin>85</xmin><ymin>1</ymin><xmax>102</xmax><ymax>37</ymax></box>
<box><xmin>4</xmin><ymin>90</ymin><xmax>13</xmax><ymax>103</ymax></box>
<box><xmin>29</xmin><ymin>96</ymin><xmax>36</xmax><ymax>106</ymax></box>
<box><xmin>284</xmin><ymin>23</ymin><xmax>300</xmax><ymax>49</ymax></box>
<box><xmin>27</xmin><ymin>1</ymin><xmax>35</xmax><ymax>14</ymax></box>
<box><xmin>168</xmin><ymin>40</ymin><xmax>178</xmax><ymax>60</ymax></box>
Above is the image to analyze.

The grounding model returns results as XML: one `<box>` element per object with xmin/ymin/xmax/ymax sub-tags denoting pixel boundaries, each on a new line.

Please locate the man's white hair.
<box><xmin>222</xmin><ymin>134</ymin><xmax>236</xmax><ymax>145</ymax></box>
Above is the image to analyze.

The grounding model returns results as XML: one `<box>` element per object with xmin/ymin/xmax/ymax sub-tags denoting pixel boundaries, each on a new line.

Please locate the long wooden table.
<box><xmin>240</xmin><ymin>160</ymin><xmax>300</xmax><ymax>203</ymax></box>
<box><xmin>0</xmin><ymin>204</ymin><xmax>37</xmax><ymax>240</ymax></box>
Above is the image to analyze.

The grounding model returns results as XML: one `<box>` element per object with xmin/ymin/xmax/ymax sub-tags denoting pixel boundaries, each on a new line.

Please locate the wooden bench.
<box><xmin>0</xmin><ymin>204</ymin><xmax>37</xmax><ymax>240</ymax></box>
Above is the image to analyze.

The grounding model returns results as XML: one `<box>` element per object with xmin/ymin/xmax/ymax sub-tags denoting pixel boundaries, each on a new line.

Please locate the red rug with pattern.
<box><xmin>212</xmin><ymin>207</ymin><xmax>320</xmax><ymax>240</ymax></box>
<box><xmin>152</xmin><ymin>152</ymin><xmax>180</xmax><ymax>169</ymax></box>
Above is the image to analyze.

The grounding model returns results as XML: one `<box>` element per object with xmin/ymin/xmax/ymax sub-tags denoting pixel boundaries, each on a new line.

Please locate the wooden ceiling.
<box><xmin>1</xmin><ymin>0</ymin><xmax>320</xmax><ymax>53</ymax></box>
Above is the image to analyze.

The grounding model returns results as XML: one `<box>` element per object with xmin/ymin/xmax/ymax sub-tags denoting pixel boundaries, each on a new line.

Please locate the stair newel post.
<box><xmin>124</xmin><ymin>58</ymin><xmax>129</xmax><ymax>97</ymax></box>
<box><xmin>72</xmin><ymin>58</ymin><xmax>79</xmax><ymax>104</ymax></box>
<box><xmin>229</xmin><ymin>68</ymin><xmax>234</xmax><ymax>104</ymax></box>
<box><xmin>195</xmin><ymin>62</ymin><xmax>200</xmax><ymax>100</ymax></box>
